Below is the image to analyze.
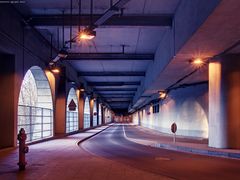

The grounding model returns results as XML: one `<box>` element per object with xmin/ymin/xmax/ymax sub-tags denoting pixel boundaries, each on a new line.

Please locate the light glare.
<box><xmin>51</xmin><ymin>68</ymin><xmax>60</xmax><ymax>74</ymax></box>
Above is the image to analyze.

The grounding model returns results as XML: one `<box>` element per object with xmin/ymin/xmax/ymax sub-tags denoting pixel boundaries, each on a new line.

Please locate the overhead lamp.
<box><xmin>79</xmin><ymin>84</ymin><xmax>85</xmax><ymax>92</ymax></box>
<box><xmin>48</xmin><ymin>63</ymin><xmax>61</xmax><ymax>74</ymax></box>
<box><xmin>189</xmin><ymin>58</ymin><xmax>205</xmax><ymax>67</ymax></box>
<box><xmin>78</xmin><ymin>28</ymin><xmax>96</xmax><ymax>40</ymax></box>
<box><xmin>50</xmin><ymin>66</ymin><xmax>61</xmax><ymax>74</ymax></box>
<box><xmin>159</xmin><ymin>91</ymin><xmax>167</xmax><ymax>99</ymax></box>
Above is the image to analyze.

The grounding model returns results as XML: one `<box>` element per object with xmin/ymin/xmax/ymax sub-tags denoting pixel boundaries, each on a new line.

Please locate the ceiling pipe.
<box><xmin>94</xmin><ymin>0</ymin><xmax>131</xmax><ymax>27</ymax></box>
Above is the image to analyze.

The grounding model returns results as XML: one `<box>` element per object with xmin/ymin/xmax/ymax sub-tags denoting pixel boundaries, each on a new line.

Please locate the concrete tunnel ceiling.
<box><xmin>16</xmin><ymin>0</ymin><xmax>239</xmax><ymax>114</ymax></box>
<box><xmin>15</xmin><ymin>0</ymin><xmax>180</xmax><ymax>114</ymax></box>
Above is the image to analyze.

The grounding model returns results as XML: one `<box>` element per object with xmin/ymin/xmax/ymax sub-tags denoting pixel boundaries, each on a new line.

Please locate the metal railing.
<box><xmin>18</xmin><ymin>105</ymin><xmax>53</xmax><ymax>143</ymax></box>
<box><xmin>66</xmin><ymin>111</ymin><xmax>78</xmax><ymax>133</ymax></box>
<box><xmin>84</xmin><ymin>113</ymin><xmax>90</xmax><ymax>129</ymax></box>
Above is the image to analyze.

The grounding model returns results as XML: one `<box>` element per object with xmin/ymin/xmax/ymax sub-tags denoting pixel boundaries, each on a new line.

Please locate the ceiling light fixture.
<box><xmin>78</xmin><ymin>28</ymin><xmax>96</xmax><ymax>40</ymax></box>
<box><xmin>79</xmin><ymin>84</ymin><xmax>85</xmax><ymax>92</ymax></box>
<box><xmin>189</xmin><ymin>58</ymin><xmax>205</xmax><ymax>67</ymax></box>
<box><xmin>159</xmin><ymin>91</ymin><xmax>167</xmax><ymax>99</ymax></box>
<box><xmin>50</xmin><ymin>66</ymin><xmax>61</xmax><ymax>74</ymax></box>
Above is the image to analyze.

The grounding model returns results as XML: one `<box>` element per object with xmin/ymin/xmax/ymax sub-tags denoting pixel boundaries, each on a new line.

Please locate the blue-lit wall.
<box><xmin>133</xmin><ymin>84</ymin><xmax>208</xmax><ymax>138</ymax></box>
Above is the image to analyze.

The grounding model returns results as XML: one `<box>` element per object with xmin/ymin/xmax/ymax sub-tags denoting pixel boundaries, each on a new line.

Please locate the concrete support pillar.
<box><xmin>90</xmin><ymin>98</ymin><xmax>94</xmax><ymax>127</ymax></box>
<box><xmin>0</xmin><ymin>54</ymin><xmax>15</xmax><ymax>149</ymax></box>
<box><xmin>78</xmin><ymin>92</ymin><xmax>84</xmax><ymax>130</ymax></box>
<box><xmin>100</xmin><ymin>105</ymin><xmax>104</xmax><ymax>125</ymax></box>
<box><xmin>102</xmin><ymin>107</ymin><xmax>106</xmax><ymax>124</ymax></box>
<box><xmin>209</xmin><ymin>54</ymin><xmax>240</xmax><ymax>149</ymax></box>
<box><xmin>55</xmin><ymin>69</ymin><xmax>67</xmax><ymax>136</ymax></box>
<box><xmin>96</xmin><ymin>99</ymin><xmax>99</xmax><ymax>126</ymax></box>
<box><xmin>137</xmin><ymin>111</ymin><xmax>141</xmax><ymax>125</ymax></box>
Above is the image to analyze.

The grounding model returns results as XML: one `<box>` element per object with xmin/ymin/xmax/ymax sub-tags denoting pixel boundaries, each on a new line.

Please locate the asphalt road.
<box><xmin>81</xmin><ymin>124</ymin><xmax>240</xmax><ymax>180</ymax></box>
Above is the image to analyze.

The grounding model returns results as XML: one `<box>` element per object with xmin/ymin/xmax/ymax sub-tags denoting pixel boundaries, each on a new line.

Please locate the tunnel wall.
<box><xmin>133</xmin><ymin>84</ymin><xmax>208</xmax><ymax>138</ymax></box>
<box><xmin>0</xmin><ymin>5</ymin><xmax>80</xmax><ymax>148</ymax></box>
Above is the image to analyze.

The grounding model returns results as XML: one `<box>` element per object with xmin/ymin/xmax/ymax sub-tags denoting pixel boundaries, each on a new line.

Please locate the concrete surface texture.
<box><xmin>0</xmin><ymin>126</ymin><xmax>170</xmax><ymax>180</ymax></box>
<box><xmin>1</xmin><ymin>124</ymin><xmax>240</xmax><ymax>180</ymax></box>
<box><xmin>133</xmin><ymin>84</ymin><xmax>208</xmax><ymax>138</ymax></box>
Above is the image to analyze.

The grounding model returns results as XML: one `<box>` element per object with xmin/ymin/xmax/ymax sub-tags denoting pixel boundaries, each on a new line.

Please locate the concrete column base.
<box><xmin>209</xmin><ymin>54</ymin><xmax>240</xmax><ymax>149</ymax></box>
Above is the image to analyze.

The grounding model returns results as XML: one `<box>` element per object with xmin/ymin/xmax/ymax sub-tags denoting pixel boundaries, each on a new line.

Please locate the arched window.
<box><xmin>84</xmin><ymin>97</ymin><xmax>90</xmax><ymax>129</ymax></box>
<box><xmin>98</xmin><ymin>104</ymin><xmax>102</xmax><ymax>125</ymax></box>
<box><xmin>66</xmin><ymin>88</ymin><xmax>79</xmax><ymax>133</ymax></box>
<box><xmin>93</xmin><ymin>100</ymin><xmax>97</xmax><ymax>127</ymax></box>
<box><xmin>18</xmin><ymin>66</ymin><xmax>53</xmax><ymax>143</ymax></box>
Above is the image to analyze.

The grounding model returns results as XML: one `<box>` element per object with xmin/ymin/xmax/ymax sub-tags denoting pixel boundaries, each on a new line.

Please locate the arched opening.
<box><xmin>93</xmin><ymin>100</ymin><xmax>97</xmax><ymax>127</ymax></box>
<box><xmin>18</xmin><ymin>66</ymin><xmax>53</xmax><ymax>143</ymax></box>
<box><xmin>66</xmin><ymin>88</ymin><xmax>79</xmax><ymax>133</ymax></box>
<box><xmin>98</xmin><ymin>104</ymin><xmax>102</xmax><ymax>125</ymax></box>
<box><xmin>84</xmin><ymin>97</ymin><xmax>90</xmax><ymax>129</ymax></box>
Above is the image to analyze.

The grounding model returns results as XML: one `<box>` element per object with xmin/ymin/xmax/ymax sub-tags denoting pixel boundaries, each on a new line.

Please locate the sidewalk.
<box><xmin>125</xmin><ymin>125</ymin><xmax>240</xmax><ymax>159</ymax></box>
<box><xmin>0</xmin><ymin>125</ymin><xmax>110</xmax><ymax>179</ymax></box>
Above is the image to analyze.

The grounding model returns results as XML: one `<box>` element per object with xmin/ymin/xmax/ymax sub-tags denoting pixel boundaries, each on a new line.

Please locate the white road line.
<box><xmin>123</xmin><ymin>125</ymin><xmax>127</xmax><ymax>139</ymax></box>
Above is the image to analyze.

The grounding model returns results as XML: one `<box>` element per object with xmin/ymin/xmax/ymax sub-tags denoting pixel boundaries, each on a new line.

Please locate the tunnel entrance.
<box><xmin>66</xmin><ymin>88</ymin><xmax>79</xmax><ymax>133</ymax></box>
<box><xmin>17</xmin><ymin>66</ymin><xmax>53</xmax><ymax>143</ymax></box>
<box><xmin>84</xmin><ymin>97</ymin><xmax>90</xmax><ymax>129</ymax></box>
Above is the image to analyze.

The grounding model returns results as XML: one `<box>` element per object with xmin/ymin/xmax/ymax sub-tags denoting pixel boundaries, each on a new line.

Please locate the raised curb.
<box><xmin>152</xmin><ymin>143</ymin><xmax>240</xmax><ymax>159</ymax></box>
<box><xmin>77</xmin><ymin>125</ymin><xmax>112</xmax><ymax>145</ymax></box>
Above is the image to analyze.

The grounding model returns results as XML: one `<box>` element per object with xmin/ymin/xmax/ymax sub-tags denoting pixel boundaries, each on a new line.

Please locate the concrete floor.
<box><xmin>1</xmin><ymin>124</ymin><xmax>240</xmax><ymax>180</ymax></box>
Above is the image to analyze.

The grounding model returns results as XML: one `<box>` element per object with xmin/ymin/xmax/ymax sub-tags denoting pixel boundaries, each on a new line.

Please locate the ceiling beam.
<box><xmin>99</xmin><ymin>93</ymin><xmax>135</xmax><ymax>96</ymax></box>
<box><xmin>109</xmin><ymin>104</ymin><xmax>129</xmax><ymax>107</ymax></box>
<box><xmin>111</xmin><ymin>108</ymin><xmax>129</xmax><ymax>114</ymax></box>
<box><xmin>66</xmin><ymin>53</ymin><xmax>154</xmax><ymax>61</ymax></box>
<box><xmin>79</xmin><ymin>72</ymin><xmax>145</xmax><ymax>76</ymax></box>
<box><xmin>88</xmin><ymin>81</ymin><xmax>141</xmax><ymax>86</ymax></box>
<box><xmin>103</xmin><ymin>97</ymin><xmax>132</xmax><ymax>100</ymax></box>
<box><xmin>94</xmin><ymin>0</ymin><xmax>131</xmax><ymax>27</ymax></box>
<box><xmin>107</xmin><ymin>100</ymin><xmax>131</xmax><ymax>103</ymax></box>
<box><xmin>102</xmin><ymin>96</ymin><xmax>132</xmax><ymax>98</ymax></box>
<box><xmin>94</xmin><ymin>88</ymin><xmax>137</xmax><ymax>91</ymax></box>
<box><xmin>27</xmin><ymin>14</ymin><xmax>173</xmax><ymax>27</ymax></box>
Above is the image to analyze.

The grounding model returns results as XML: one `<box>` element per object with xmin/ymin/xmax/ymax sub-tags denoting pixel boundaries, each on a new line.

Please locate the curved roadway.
<box><xmin>81</xmin><ymin>124</ymin><xmax>240</xmax><ymax>179</ymax></box>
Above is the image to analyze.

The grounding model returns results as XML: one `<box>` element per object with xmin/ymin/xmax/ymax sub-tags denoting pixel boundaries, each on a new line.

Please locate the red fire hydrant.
<box><xmin>17</xmin><ymin>128</ymin><xmax>29</xmax><ymax>170</ymax></box>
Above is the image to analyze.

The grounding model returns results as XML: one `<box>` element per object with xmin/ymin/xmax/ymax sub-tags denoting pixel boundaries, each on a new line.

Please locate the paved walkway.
<box><xmin>0</xmin><ymin>125</ymin><xmax>170</xmax><ymax>180</ymax></box>
<box><xmin>124</xmin><ymin>124</ymin><xmax>240</xmax><ymax>159</ymax></box>
<box><xmin>1</xmin><ymin>124</ymin><xmax>240</xmax><ymax>180</ymax></box>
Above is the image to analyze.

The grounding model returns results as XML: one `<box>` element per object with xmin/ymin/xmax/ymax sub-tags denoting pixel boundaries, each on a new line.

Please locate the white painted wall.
<box><xmin>133</xmin><ymin>85</ymin><xmax>208</xmax><ymax>138</ymax></box>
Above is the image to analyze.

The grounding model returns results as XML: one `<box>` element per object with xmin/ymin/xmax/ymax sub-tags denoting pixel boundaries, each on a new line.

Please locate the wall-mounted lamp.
<box><xmin>49</xmin><ymin>64</ymin><xmax>61</xmax><ymax>74</ymax></box>
<box><xmin>159</xmin><ymin>91</ymin><xmax>167</xmax><ymax>99</ymax></box>
<box><xmin>78</xmin><ymin>28</ymin><xmax>96</xmax><ymax>40</ymax></box>
<box><xmin>79</xmin><ymin>84</ymin><xmax>85</xmax><ymax>92</ymax></box>
<box><xmin>189</xmin><ymin>57</ymin><xmax>205</xmax><ymax>68</ymax></box>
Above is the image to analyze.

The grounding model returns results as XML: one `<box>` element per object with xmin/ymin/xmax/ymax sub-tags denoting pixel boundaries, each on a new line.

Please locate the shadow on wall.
<box><xmin>176</xmin><ymin>98</ymin><xmax>208</xmax><ymax>138</ymax></box>
<box><xmin>133</xmin><ymin>85</ymin><xmax>209</xmax><ymax>139</ymax></box>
